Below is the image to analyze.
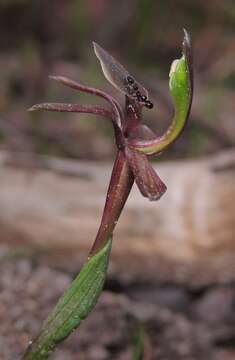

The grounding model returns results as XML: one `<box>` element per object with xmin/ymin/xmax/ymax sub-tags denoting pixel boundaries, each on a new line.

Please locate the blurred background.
<box><xmin>1</xmin><ymin>0</ymin><xmax>235</xmax><ymax>159</ymax></box>
<box><xmin>0</xmin><ymin>1</ymin><xmax>235</xmax><ymax>359</ymax></box>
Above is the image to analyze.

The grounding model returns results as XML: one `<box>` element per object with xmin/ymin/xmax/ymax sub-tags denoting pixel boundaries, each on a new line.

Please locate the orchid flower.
<box><xmin>24</xmin><ymin>30</ymin><xmax>193</xmax><ymax>359</ymax></box>
<box><xmin>29</xmin><ymin>29</ymin><xmax>193</xmax><ymax>256</ymax></box>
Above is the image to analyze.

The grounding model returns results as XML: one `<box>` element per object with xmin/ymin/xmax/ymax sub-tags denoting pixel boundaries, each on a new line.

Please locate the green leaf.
<box><xmin>23</xmin><ymin>238</ymin><xmax>112</xmax><ymax>360</ymax></box>
<box><xmin>132</xmin><ymin>325</ymin><xmax>145</xmax><ymax>360</ymax></box>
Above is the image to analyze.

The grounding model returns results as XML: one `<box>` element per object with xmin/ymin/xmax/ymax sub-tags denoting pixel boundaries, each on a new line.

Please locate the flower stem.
<box><xmin>90</xmin><ymin>150</ymin><xmax>134</xmax><ymax>255</ymax></box>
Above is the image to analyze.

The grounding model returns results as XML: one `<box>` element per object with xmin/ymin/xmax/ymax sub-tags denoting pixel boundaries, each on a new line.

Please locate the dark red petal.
<box><xmin>125</xmin><ymin>147</ymin><xmax>167</xmax><ymax>201</ymax></box>
<box><xmin>28</xmin><ymin>103</ymin><xmax>112</xmax><ymax>118</ymax></box>
<box><xmin>49</xmin><ymin>75</ymin><xmax>124</xmax><ymax>128</ymax></box>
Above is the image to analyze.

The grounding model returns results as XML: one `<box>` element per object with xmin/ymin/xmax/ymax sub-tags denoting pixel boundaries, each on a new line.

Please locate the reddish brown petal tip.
<box><xmin>125</xmin><ymin>147</ymin><xmax>167</xmax><ymax>201</ymax></box>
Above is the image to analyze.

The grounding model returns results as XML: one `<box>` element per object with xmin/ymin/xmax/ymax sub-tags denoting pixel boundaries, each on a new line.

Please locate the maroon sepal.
<box><xmin>125</xmin><ymin>146</ymin><xmax>167</xmax><ymax>201</ymax></box>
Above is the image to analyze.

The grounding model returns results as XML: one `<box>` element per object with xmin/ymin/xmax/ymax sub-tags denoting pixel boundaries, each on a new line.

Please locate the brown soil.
<box><xmin>1</xmin><ymin>254</ymin><xmax>235</xmax><ymax>360</ymax></box>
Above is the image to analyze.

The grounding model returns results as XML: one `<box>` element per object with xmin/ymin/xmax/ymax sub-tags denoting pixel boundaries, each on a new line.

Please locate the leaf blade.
<box><xmin>23</xmin><ymin>238</ymin><xmax>112</xmax><ymax>360</ymax></box>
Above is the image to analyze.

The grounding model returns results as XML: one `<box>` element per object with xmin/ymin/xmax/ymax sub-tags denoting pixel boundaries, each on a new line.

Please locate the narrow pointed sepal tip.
<box><xmin>49</xmin><ymin>75</ymin><xmax>63</xmax><ymax>82</ymax></box>
<box><xmin>183</xmin><ymin>28</ymin><xmax>189</xmax><ymax>39</ymax></box>
<box><xmin>27</xmin><ymin>104</ymin><xmax>48</xmax><ymax>112</ymax></box>
<box><xmin>92</xmin><ymin>41</ymin><xmax>98</xmax><ymax>49</ymax></box>
<box><xmin>27</xmin><ymin>103</ymin><xmax>63</xmax><ymax>112</ymax></box>
<box><xmin>28</xmin><ymin>105</ymin><xmax>38</xmax><ymax>112</ymax></box>
<box><xmin>183</xmin><ymin>29</ymin><xmax>191</xmax><ymax>50</ymax></box>
<box><xmin>182</xmin><ymin>29</ymin><xmax>193</xmax><ymax>95</ymax></box>
<box><xmin>93</xmin><ymin>42</ymin><xmax>101</xmax><ymax>59</ymax></box>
